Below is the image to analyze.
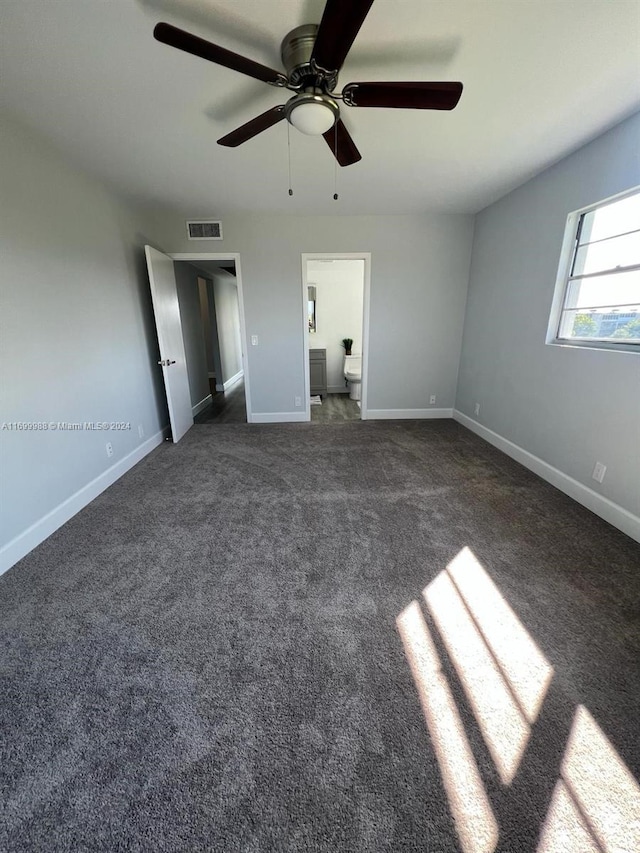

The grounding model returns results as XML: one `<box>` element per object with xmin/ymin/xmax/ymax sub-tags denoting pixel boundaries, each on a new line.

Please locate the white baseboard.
<box><xmin>453</xmin><ymin>410</ymin><xmax>640</xmax><ymax>544</ymax></box>
<box><xmin>192</xmin><ymin>394</ymin><xmax>212</xmax><ymax>416</ymax></box>
<box><xmin>216</xmin><ymin>370</ymin><xmax>244</xmax><ymax>393</ymax></box>
<box><xmin>251</xmin><ymin>411</ymin><xmax>308</xmax><ymax>424</ymax></box>
<box><xmin>0</xmin><ymin>427</ymin><xmax>169</xmax><ymax>576</ymax></box>
<box><xmin>366</xmin><ymin>408</ymin><xmax>454</xmax><ymax>420</ymax></box>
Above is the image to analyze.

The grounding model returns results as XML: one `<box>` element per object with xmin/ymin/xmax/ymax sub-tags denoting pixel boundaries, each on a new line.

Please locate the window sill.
<box><xmin>546</xmin><ymin>338</ymin><xmax>640</xmax><ymax>355</ymax></box>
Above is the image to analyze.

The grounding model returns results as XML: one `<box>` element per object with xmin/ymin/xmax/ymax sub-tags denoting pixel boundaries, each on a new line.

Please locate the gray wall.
<box><xmin>212</xmin><ymin>273</ymin><xmax>243</xmax><ymax>385</ymax></box>
<box><xmin>456</xmin><ymin>112</ymin><xmax>640</xmax><ymax>517</ymax></box>
<box><xmin>196</xmin><ymin>275</ymin><xmax>224</xmax><ymax>384</ymax></box>
<box><xmin>197</xmin><ymin>277</ymin><xmax>215</xmax><ymax>376</ymax></box>
<box><xmin>0</xmin><ymin>112</ymin><xmax>166</xmax><ymax>551</ymax></box>
<box><xmin>143</xmin><ymin>212</ymin><xmax>475</xmax><ymax>415</ymax></box>
<box><xmin>174</xmin><ymin>262</ymin><xmax>210</xmax><ymax>408</ymax></box>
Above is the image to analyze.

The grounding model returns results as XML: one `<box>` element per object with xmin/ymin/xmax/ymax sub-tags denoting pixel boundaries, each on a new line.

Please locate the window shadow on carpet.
<box><xmin>397</xmin><ymin>546</ymin><xmax>640</xmax><ymax>853</ymax></box>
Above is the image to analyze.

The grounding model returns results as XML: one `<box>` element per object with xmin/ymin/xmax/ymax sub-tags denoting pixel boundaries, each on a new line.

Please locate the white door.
<box><xmin>144</xmin><ymin>246</ymin><xmax>193</xmax><ymax>443</ymax></box>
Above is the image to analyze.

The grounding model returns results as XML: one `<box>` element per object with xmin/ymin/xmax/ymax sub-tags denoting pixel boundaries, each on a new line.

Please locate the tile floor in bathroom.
<box><xmin>310</xmin><ymin>393</ymin><xmax>360</xmax><ymax>423</ymax></box>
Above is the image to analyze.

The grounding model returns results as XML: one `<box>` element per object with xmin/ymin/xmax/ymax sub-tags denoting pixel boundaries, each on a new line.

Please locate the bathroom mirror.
<box><xmin>308</xmin><ymin>284</ymin><xmax>317</xmax><ymax>333</ymax></box>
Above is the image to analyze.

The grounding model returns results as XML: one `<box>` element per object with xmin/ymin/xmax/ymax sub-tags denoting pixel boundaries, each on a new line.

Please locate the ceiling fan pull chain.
<box><xmin>287</xmin><ymin>122</ymin><xmax>293</xmax><ymax>197</ymax></box>
<box><xmin>333</xmin><ymin>121</ymin><xmax>339</xmax><ymax>200</ymax></box>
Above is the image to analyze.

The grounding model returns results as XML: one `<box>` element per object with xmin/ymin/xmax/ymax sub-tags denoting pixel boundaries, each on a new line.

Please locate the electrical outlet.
<box><xmin>592</xmin><ymin>461</ymin><xmax>607</xmax><ymax>483</ymax></box>
<box><xmin>474</xmin><ymin>402</ymin><xmax>481</xmax><ymax>416</ymax></box>
<box><xmin>430</xmin><ymin>395</ymin><xmax>436</xmax><ymax>405</ymax></box>
<box><xmin>251</xmin><ymin>335</ymin><xmax>258</xmax><ymax>346</ymax></box>
<box><xmin>295</xmin><ymin>396</ymin><xmax>301</xmax><ymax>407</ymax></box>
<box><xmin>106</xmin><ymin>442</ymin><xmax>114</xmax><ymax>458</ymax></box>
<box><xmin>138</xmin><ymin>424</ymin><xmax>144</xmax><ymax>439</ymax></box>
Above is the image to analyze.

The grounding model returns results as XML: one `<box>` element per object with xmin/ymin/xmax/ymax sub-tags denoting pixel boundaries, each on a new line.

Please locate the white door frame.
<box><xmin>301</xmin><ymin>253</ymin><xmax>371</xmax><ymax>421</ymax></box>
<box><xmin>170</xmin><ymin>252</ymin><xmax>253</xmax><ymax>423</ymax></box>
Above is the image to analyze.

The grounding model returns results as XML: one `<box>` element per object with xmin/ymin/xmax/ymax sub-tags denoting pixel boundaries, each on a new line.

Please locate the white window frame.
<box><xmin>546</xmin><ymin>186</ymin><xmax>640</xmax><ymax>354</ymax></box>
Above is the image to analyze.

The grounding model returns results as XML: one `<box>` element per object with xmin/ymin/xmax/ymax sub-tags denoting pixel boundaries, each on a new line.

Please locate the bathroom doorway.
<box><xmin>301</xmin><ymin>253</ymin><xmax>370</xmax><ymax>422</ymax></box>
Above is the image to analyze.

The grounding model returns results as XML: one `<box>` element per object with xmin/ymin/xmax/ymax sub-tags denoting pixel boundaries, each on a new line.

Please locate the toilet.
<box><xmin>343</xmin><ymin>354</ymin><xmax>362</xmax><ymax>401</ymax></box>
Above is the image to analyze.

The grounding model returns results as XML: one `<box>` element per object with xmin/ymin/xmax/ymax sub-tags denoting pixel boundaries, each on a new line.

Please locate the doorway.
<box><xmin>171</xmin><ymin>253</ymin><xmax>251</xmax><ymax>425</ymax></box>
<box><xmin>145</xmin><ymin>249</ymin><xmax>250</xmax><ymax>441</ymax></box>
<box><xmin>173</xmin><ymin>259</ymin><xmax>246</xmax><ymax>425</ymax></box>
<box><xmin>301</xmin><ymin>253</ymin><xmax>370</xmax><ymax>422</ymax></box>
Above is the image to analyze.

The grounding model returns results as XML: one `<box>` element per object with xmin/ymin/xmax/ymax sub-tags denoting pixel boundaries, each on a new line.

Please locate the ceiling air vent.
<box><xmin>186</xmin><ymin>220</ymin><xmax>223</xmax><ymax>240</ymax></box>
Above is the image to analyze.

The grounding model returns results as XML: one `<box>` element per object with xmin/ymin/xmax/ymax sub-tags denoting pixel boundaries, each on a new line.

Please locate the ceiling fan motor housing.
<box><xmin>280</xmin><ymin>25</ymin><xmax>337</xmax><ymax>91</ymax></box>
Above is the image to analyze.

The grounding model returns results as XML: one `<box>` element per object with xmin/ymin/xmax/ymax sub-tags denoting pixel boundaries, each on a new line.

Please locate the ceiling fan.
<box><xmin>153</xmin><ymin>0</ymin><xmax>463</xmax><ymax>166</ymax></box>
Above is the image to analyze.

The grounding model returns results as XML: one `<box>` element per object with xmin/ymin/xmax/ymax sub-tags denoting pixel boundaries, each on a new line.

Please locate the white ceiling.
<box><xmin>2</xmin><ymin>1</ymin><xmax>639</xmax><ymax>216</ymax></box>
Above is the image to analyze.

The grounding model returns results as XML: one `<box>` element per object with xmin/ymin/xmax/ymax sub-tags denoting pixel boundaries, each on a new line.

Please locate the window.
<box><xmin>549</xmin><ymin>188</ymin><xmax>640</xmax><ymax>351</ymax></box>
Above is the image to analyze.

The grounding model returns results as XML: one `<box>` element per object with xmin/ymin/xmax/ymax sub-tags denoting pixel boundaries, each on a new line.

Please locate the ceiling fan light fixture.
<box><xmin>290</xmin><ymin>102</ymin><xmax>335</xmax><ymax>135</ymax></box>
<box><xmin>286</xmin><ymin>93</ymin><xmax>338</xmax><ymax>136</ymax></box>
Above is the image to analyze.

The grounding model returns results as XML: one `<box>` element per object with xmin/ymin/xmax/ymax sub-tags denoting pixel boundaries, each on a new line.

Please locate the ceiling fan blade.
<box><xmin>322</xmin><ymin>119</ymin><xmax>362</xmax><ymax>167</ymax></box>
<box><xmin>154</xmin><ymin>22</ymin><xmax>286</xmax><ymax>86</ymax></box>
<box><xmin>342</xmin><ymin>81</ymin><xmax>463</xmax><ymax>110</ymax></box>
<box><xmin>217</xmin><ymin>106</ymin><xmax>286</xmax><ymax>147</ymax></box>
<box><xmin>311</xmin><ymin>0</ymin><xmax>375</xmax><ymax>73</ymax></box>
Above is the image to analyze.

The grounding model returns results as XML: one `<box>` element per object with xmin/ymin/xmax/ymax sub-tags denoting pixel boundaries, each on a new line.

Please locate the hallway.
<box><xmin>194</xmin><ymin>380</ymin><xmax>247</xmax><ymax>425</ymax></box>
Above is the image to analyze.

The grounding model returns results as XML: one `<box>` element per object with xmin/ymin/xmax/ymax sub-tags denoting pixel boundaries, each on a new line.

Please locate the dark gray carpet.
<box><xmin>1</xmin><ymin>420</ymin><xmax>639</xmax><ymax>852</ymax></box>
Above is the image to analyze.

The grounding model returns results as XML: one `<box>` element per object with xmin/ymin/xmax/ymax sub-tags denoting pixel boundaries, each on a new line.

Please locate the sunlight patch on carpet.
<box><xmin>399</xmin><ymin>546</ymin><xmax>640</xmax><ymax>853</ymax></box>
<box><xmin>446</xmin><ymin>546</ymin><xmax>554</xmax><ymax>724</ymax></box>
<box><xmin>536</xmin><ymin>780</ymin><xmax>600</xmax><ymax>853</ymax></box>
<box><xmin>424</xmin><ymin>571</ymin><xmax>530</xmax><ymax>784</ymax></box>
<box><xmin>396</xmin><ymin>600</ymin><xmax>498</xmax><ymax>853</ymax></box>
<box><xmin>539</xmin><ymin>704</ymin><xmax>640</xmax><ymax>853</ymax></box>
<box><xmin>422</xmin><ymin>546</ymin><xmax>553</xmax><ymax>784</ymax></box>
